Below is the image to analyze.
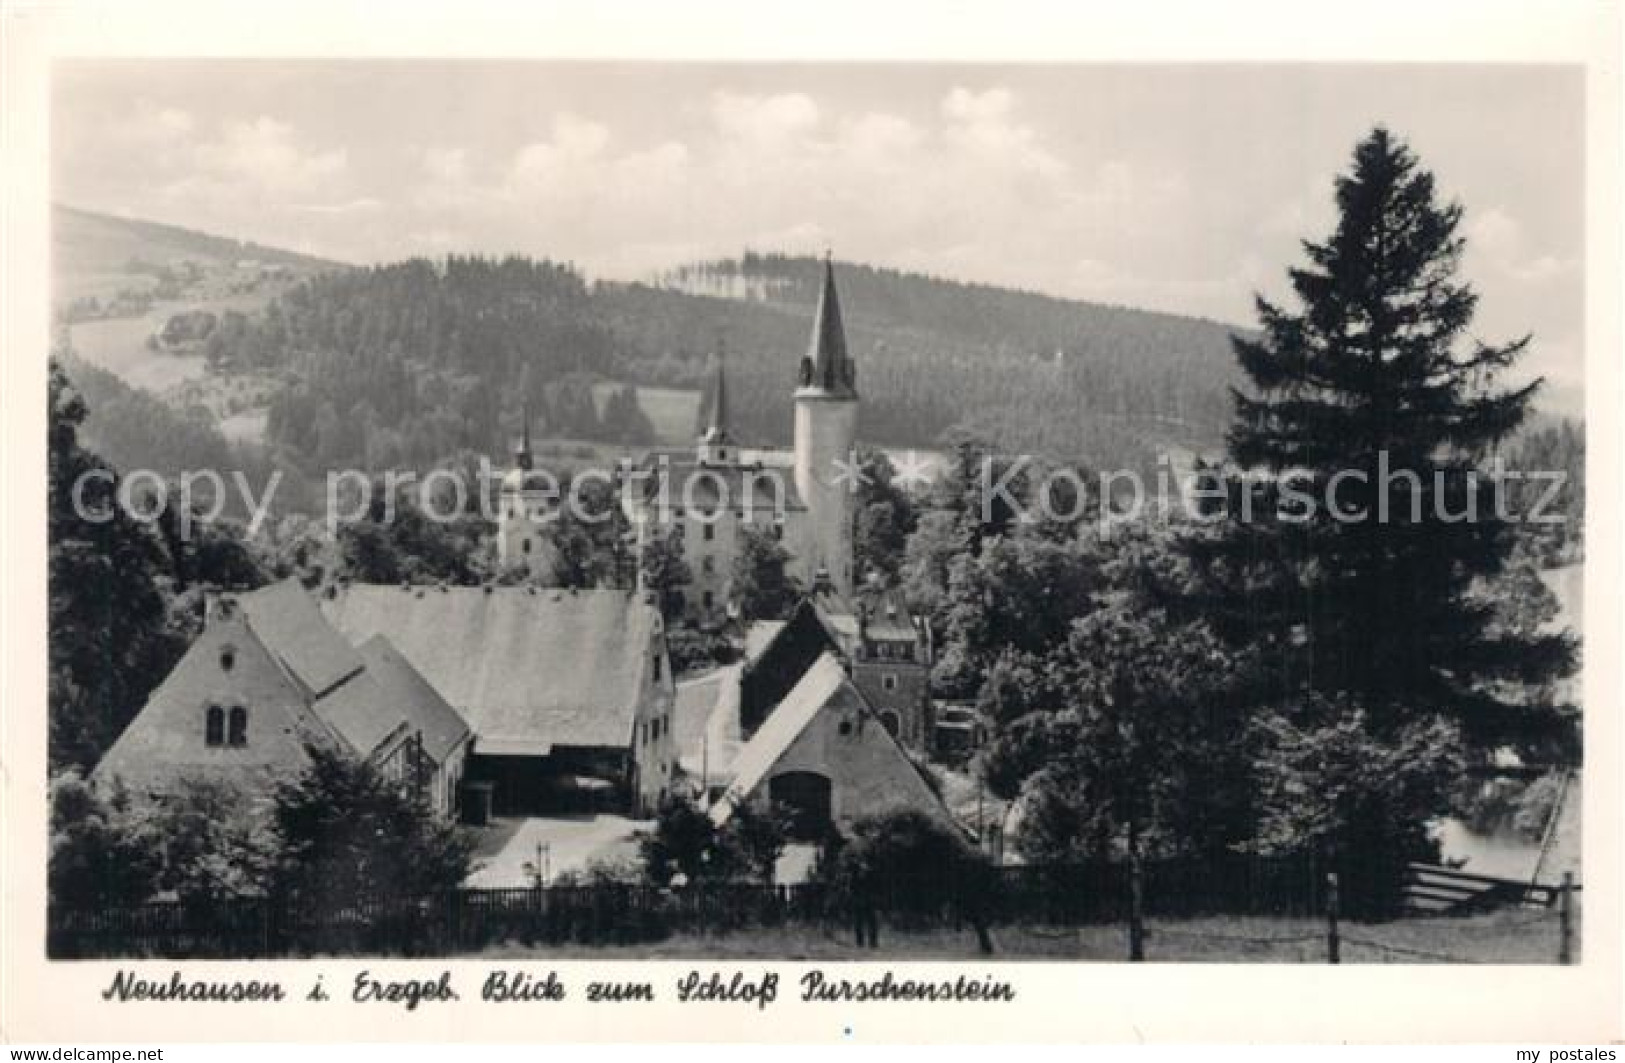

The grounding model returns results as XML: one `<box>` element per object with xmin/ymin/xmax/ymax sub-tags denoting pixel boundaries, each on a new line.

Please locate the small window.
<box><xmin>772</xmin><ymin>524</ymin><xmax>784</xmax><ymax>541</ymax></box>
<box><xmin>522</xmin><ymin>538</ymin><xmax>532</xmax><ymax>555</ymax></box>
<box><xmin>228</xmin><ymin>706</ymin><xmax>248</xmax><ymax>747</ymax></box>
<box><xmin>703</xmin><ymin>523</ymin><xmax>715</xmax><ymax>542</ymax></box>
<box><xmin>205</xmin><ymin>705</ymin><xmax>224</xmax><ymax>747</ymax></box>
<box><xmin>701</xmin><ymin>556</ymin><xmax>715</xmax><ymax>575</ymax></box>
<box><xmin>219</xmin><ymin>646</ymin><xmax>236</xmax><ymax>672</ymax></box>
<box><xmin>702</xmin><ymin>590</ymin><xmax>714</xmax><ymax>609</ymax></box>
<box><xmin>652</xmin><ymin>654</ymin><xmax>663</xmax><ymax>683</ymax></box>
<box><xmin>882</xmin><ymin>673</ymin><xmax>898</xmax><ymax>691</ymax></box>
<box><xmin>838</xmin><ymin>720</ymin><xmax>853</xmax><ymax>737</ymax></box>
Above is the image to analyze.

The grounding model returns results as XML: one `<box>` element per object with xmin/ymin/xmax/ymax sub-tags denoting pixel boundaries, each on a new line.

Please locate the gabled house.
<box><xmin>708</xmin><ymin>652</ymin><xmax>952</xmax><ymax>839</ymax></box>
<box><xmin>93</xmin><ymin>580</ymin><xmax>472</xmax><ymax>819</ymax></box>
<box><xmin>745</xmin><ymin>587</ymin><xmax>935</xmax><ymax>751</ymax></box>
<box><xmin>678</xmin><ymin>596</ymin><xmax>954</xmax><ymax>839</ymax></box>
<box><xmin>92</xmin><ymin>606</ymin><xmax>345</xmax><ymax>809</ymax></box>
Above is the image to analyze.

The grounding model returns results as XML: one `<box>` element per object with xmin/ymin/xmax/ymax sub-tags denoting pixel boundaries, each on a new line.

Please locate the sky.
<box><xmin>53</xmin><ymin>61</ymin><xmax>1584</xmax><ymax>392</ymax></box>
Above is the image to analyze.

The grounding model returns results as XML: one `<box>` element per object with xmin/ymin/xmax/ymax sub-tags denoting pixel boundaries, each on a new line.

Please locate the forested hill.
<box><xmin>55</xmin><ymin>204</ymin><xmax>339</xmax><ymax>274</ymax></box>
<box><xmin>211</xmin><ymin>252</ymin><xmax>1241</xmax><ymax>476</ymax></box>
<box><xmin>616</xmin><ymin>254</ymin><xmax>1242</xmax><ymax>459</ymax></box>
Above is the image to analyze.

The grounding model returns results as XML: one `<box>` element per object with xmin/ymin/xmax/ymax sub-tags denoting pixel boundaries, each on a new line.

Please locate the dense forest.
<box><xmin>191</xmin><ymin>253</ymin><xmax>1245</xmax><ymax>477</ymax></box>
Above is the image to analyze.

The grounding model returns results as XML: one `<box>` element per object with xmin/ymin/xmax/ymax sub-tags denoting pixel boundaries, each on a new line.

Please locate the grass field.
<box><xmin>477</xmin><ymin>906</ymin><xmax>1577</xmax><ymax>964</ymax></box>
<box><xmin>591</xmin><ymin>382</ymin><xmax>702</xmax><ymax>445</ymax></box>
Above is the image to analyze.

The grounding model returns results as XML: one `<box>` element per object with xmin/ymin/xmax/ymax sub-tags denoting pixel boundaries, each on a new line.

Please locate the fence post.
<box><xmin>1128</xmin><ymin>856</ymin><xmax>1146</xmax><ymax>962</ymax></box>
<box><xmin>1558</xmin><ymin>872</ymin><xmax>1573</xmax><ymax>965</ymax></box>
<box><xmin>1325</xmin><ymin>872</ymin><xmax>1341</xmax><ymax>965</ymax></box>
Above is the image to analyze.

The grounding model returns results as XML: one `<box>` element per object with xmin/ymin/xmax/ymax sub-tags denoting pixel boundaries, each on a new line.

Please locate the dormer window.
<box><xmin>205</xmin><ymin>705</ymin><xmax>225</xmax><ymax>747</ymax></box>
<box><xmin>228</xmin><ymin>706</ymin><xmax>248</xmax><ymax>747</ymax></box>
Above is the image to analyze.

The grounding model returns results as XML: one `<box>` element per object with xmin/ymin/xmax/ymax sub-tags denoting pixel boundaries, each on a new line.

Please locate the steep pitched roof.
<box><xmin>354</xmin><ymin>635</ymin><xmax>472</xmax><ymax>763</ymax></box>
<box><xmin>798</xmin><ymin>257</ymin><xmax>857</xmax><ymax>398</ymax></box>
<box><xmin>710</xmin><ymin>651</ymin><xmax>952</xmax><ymax>831</ymax></box>
<box><xmin>711</xmin><ymin>653</ymin><xmax>848</xmax><ymax>825</ymax></box>
<box><xmin>738</xmin><ymin>599</ymin><xmax>845</xmax><ymax>736</ymax></box>
<box><xmin>743</xmin><ymin>621</ymin><xmax>787</xmax><ymax>664</ymax></box>
<box><xmin>237</xmin><ymin>578</ymin><xmax>364</xmax><ymax>697</ymax></box>
<box><xmin>308</xmin><ymin>668</ymin><xmax>404</xmax><ymax>762</ymax></box>
<box><xmin>814</xmin><ymin>585</ymin><xmax>922</xmax><ymax>645</ymax></box>
<box><xmin>701</xmin><ymin>350</ymin><xmax>733</xmax><ymax>444</ymax></box>
<box><xmin>321</xmin><ymin>585</ymin><xmax>661</xmax><ymax>755</ymax></box>
<box><xmin>856</xmin><ymin>587</ymin><xmax>921</xmax><ymax>642</ymax></box>
<box><xmin>92</xmin><ymin>613</ymin><xmax>344</xmax><ymax>798</ymax></box>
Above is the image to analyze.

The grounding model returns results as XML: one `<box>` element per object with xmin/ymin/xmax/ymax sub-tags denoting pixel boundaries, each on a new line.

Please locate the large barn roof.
<box><xmin>355</xmin><ymin>635</ymin><xmax>472</xmax><ymax>763</ymax></box>
<box><xmin>320</xmin><ymin>584</ymin><xmax>661</xmax><ymax>755</ymax></box>
<box><xmin>237</xmin><ymin>578</ymin><xmax>364</xmax><ymax>697</ymax></box>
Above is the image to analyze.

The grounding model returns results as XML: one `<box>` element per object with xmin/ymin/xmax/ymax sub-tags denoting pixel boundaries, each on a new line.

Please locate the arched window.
<box><xmin>228</xmin><ymin>706</ymin><xmax>248</xmax><ymax>747</ymax></box>
<box><xmin>205</xmin><ymin>705</ymin><xmax>224</xmax><ymax>747</ymax></box>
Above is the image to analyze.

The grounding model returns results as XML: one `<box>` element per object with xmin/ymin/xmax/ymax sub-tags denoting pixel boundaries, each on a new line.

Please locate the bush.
<box><xmin>665</xmin><ymin>627</ymin><xmax>739</xmax><ymax>677</ymax></box>
<box><xmin>48</xmin><ymin>772</ymin><xmax>161</xmax><ymax>908</ymax></box>
<box><xmin>270</xmin><ymin>743</ymin><xmax>476</xmax><ymax>910</ymax></box>
<box><xmin>639</xmin><ymin>798</ymin><xmax>789</xmax><ymax>886</ymax></box>
<box><xmin>820</xmin><ymin>809</ymin><xmax>997</xmax><ymax>949</ymax></box>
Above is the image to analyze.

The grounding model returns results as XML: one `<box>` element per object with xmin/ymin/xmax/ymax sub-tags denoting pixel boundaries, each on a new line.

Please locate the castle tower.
<box><xmin>498</xmin><ymin>408</ymin><xmax>553</xmax><ymax>577</ymax></box>
<box><xmin>793</xmin><ymin>255</ymin><xmax>859</xmax><ymax>598</ymax></box>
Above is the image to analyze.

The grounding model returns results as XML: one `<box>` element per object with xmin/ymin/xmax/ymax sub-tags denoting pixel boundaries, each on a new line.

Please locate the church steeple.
<box><xmin>701</xmin><ymin>346</ymin><xmax>732</xmax><ymax>445</ymax></box>
<box><xmin>798</xmin><ymin>252</ymin><xmax>857</xmax><ymax>398</ymax></box>
<box><xmin>515</xmin><ymin>401</ymin><xmax>534</xmax><ymax>472</ymax></box>
<box><xmin>698</xmin><ymin>347</ymin><xmax>735</xmax><ymax>464</ymax></box>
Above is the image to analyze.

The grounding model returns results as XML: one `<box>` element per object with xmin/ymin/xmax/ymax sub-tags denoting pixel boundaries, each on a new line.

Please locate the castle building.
<box><xmin>623</xmin><ymin>256</ymin><xmax>860</xmax><ymax>615</ymax></box>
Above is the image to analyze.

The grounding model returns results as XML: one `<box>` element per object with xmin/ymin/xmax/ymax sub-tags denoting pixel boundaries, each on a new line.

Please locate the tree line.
<box><xmin>190</xmin><ymin>249</ymin><xmax>1245</xmax><ymax>480</ymax></box>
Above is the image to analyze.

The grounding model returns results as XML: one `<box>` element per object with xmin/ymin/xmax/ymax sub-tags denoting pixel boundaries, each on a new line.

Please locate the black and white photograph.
<box><xmin>30</xmin><ymin>54</ymin><xmax>1594</xmax><ymax>967</ymax></box>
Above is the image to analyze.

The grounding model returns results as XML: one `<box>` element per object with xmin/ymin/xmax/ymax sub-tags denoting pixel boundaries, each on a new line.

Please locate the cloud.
<box><xmin>194</xmin><ymin>116</ymin><xmax>348</xmax><ymax>195</ymax></box>
<box><xmin>421</xmin><ymin>147</ymin><xmax>469</xmax><ymax>185</ymax></box>
<box><xmin>711</xmin><ymin>91</ymin><xmax>820</xmax><ymax>146</ymax></box>
<box><xmin>1466</xmin><ymin>206</ymin><xmax>1577</xmax><ymax>285</ymax></box>
<box><xmin>111</xmin><ymin>100</ymin><xmax>196</xmax><ymax>151</ymax></box>
<box><xmin>940</xmin><ymin>86</ymin><xmax>1066</xmax><ymax>179</ymax></box>
<box><xmin>506</xmin><ymin>114</ymin><xmax>613</xmax><ymax>193</ymax></box>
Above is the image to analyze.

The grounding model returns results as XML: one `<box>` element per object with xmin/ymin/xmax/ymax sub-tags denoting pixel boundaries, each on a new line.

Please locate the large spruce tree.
<box><xmin>1190</xmin><ymin>128</ymin><xmax>1575</xmax><ymax>758</ymax></box>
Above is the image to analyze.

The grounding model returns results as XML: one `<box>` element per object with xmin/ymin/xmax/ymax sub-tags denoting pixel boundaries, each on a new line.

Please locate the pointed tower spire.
<box><xmin>515</xmin><ymin>400</ymin><xmax>534</xmax><ymax>471</ymax></box>
<box><xmin>702</xmin><ymin>345</ymin><xmax>732</xmax><ymax>445</ymax></box>
<box><xmin>799</xmin><ymin>252</ymin><xmax>856</xmax><ymax>397</ymax></box>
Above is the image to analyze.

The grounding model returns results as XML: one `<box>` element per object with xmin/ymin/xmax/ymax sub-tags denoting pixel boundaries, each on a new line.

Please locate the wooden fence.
<box><xmin>46</xmin><ymin>851</ymin><xmax>1385</xmax><ymax>960</ymax></box>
